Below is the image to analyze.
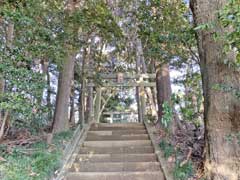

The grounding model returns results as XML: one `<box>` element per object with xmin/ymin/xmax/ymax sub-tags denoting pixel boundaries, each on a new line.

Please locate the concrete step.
<box><xmin>70</xmin><ymin>162</ymin><xmax>161</xmax><ymax>172</ymax></box>
<box><xmin>79</xmin><ymin>146</ymin><xmax>155</xmax><ymax>154</ymax></box>
<box><xmin>66</xmin><ymin>171</ymin><xmax>164</xmax><ymax>180</ymax></box>
<box><xmin>86</xmin><ymin>134</ymin><xmax>149</xmax><ymax>141</ymax></box>
<box><xmin>92</xmin><ymin>123</ymin><xmax>144</xmax><ymax>128</ymax></box>
<box><xmin>90</xmin><ymin>126</ymin><xmax>145</xmax><ymax>131</ymax></box>
<box><xmin>75</xmin><ymin>154</ymin><xmax>158</xmax><ymax>163</ymax></box>
<box><xmin>88</xmin><ymin>130</ymin><xmax>147</xmax><ymax>136</ymax></box>
<box><xmin>83</xmin><ymin>140</ymin><xmax>151</xmax><ymax>147</ymax></box>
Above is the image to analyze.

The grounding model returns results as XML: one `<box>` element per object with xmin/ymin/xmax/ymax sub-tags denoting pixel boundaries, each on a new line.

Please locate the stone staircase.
<box><xmin>66</xmin><ymin>123</ymin><xmax>164</xmax><ymax>180</ymax></box>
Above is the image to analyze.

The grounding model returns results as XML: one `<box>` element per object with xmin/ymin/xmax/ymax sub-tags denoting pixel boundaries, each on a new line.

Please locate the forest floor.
<box><xmin>0</xmin><ymin>127</ymin><xmax>76</xmax><ymax>180</ymax></box>
<box><xmin>156</xmin><ymin>121</ymin><xmax>205</xmax><ymax>180</ymax></box>
<box><xmin>0</xmin><ymin>122</ymin><xmax>205</xmax><ymax>180</ymax></box>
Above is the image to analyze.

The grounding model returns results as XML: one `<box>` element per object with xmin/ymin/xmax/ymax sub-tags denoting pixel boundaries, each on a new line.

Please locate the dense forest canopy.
<box><xmin>0</xmin><ymin>0</ymin><xmax>239</xmax><ymax>180</ymax></box>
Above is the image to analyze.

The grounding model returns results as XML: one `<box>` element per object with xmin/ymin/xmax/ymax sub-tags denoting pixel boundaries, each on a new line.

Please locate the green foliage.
<box><xmin>219</xmin><ymin>0</ymin><xmax>240</xmax><ymax>64</ymax></box>
<box><xmin>159</xmin><ymin>139</ymin><xmax>175</xmax><ymax>158</ymax></box>
<box><xmin>105</xmin><ymin>93</ymin><xmax>134</xmax><ymax>112</ymax></box>
<box><xmin>159</xmin><ymin>139</ymin><xmax>194</xmax><ymax>180</ymax></box>
<box><xmin>53</xmin><ymin>130</ymin><xmax>75</xmax><ymax>144</ymax></box>
<box><xmin>137</xmin><ymin>0</ymin><xmax>194</xmax><ymax>63</ymax></box>
<box><xmin>161</xmin><ymin>102</ymin><xmax>173</xmax><ymax>129</ymax></box>
<box><xmin>0</xmin><ymin>0</ymin><xmax>123</xmax><ymax>131</ymax></box>
<box><xmin>172</xmin><ymin>69</ymin><xmax>203</xmax><ymax>126</ymax></box>
<box><xmin>0</xmin><ymin>146</ymin><xmax>60</xmax><ymax>180</ymax></box>
<box><xmin>0</xmin><ymin>57</ymin><xmax>48</xmax><ymax>128</ymax></box>
<box><xmin>0</xmin><ymin>0</ymin><xmax>65</xmax><ymax>130</ymax></box>
<box><xmin>146</xmin><ymin>114</ymin><xmax>156</xmax><ymax>123</ymax></box>
<box><xmin>173</xmin><ymin>161</ymin><xmax>194</xmax><ymax>180</ymax></box>
<box><xmin>194</xmin><ymin>23</ymin><xmax>214</xmax><ymax>31</ymax></box>
<box><xmin>0</xmin><ymin>129</ymin><xmax>74</xmax><ymax>180</ymax></box>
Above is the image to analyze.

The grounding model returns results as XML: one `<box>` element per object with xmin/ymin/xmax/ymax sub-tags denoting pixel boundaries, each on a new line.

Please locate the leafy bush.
<box><xmin>159</xmin><ymin>139</ymin><xmax>194</xmax><ymax>180</ymax></box>
<box><xmin>173</xmin><ymin>161</ymin><xmax>194</xmax><ymax>180</ymax></box>
<box><xmin>159</xmin><ymin>139</ymin><xmax>175</xmax><ymax>158</ymax></box>
<box><xmin>161</xmin><ymin>102</ymin><xmax>173</xmax><ymax>129</ymax></box>
<box><xmin>219</xmin><ymin>0</ymin><xmax>240</xmax><ymax>64</ymax></box>
<box><xmin>0</xmin><ymin>129</ymin><xmax>74</xmax><ymax>180</ymax></box>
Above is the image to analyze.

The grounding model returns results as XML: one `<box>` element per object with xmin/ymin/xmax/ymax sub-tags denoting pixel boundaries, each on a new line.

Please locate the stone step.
<box><xmin>79</xmin><ymin>146</ymin><xmax>155</xmax><ymax>154</ymax></box>
<box><xmin>92</xmin><ymin>123</ymin><xmax>144</xmax><ymax>128</ymax></box>
<box><xmin>83</xmin><ymin>140</ymin><xmax>151</xmax><ymax>147</ymax></box>
<box><xmin>75</xmin><ymin>154</ymin><xmax>158</xmax><ymax>163</ymax></box>
<box><xmin>66</xmin><ymin>171</ymin><xmax>164</xmax><ymax>180</ymax></box>
<box><xmin>70</xmin><ymin>162</ymin><xmax>161</xmax><ymax>172</ymax></box>
<box><xmin>90</xmin><ymin>126</ymin><xmax>145</xmax><ymax>131</ymax></box>
<box><xmin>88</xmin><ymin>130</ymin><xmax>147</xmax><ymax>136</ymax></box>
<box><xmin>86</xmin><ymin>134</ymin><xmax>149</xmax><ymax>141</ymax></box>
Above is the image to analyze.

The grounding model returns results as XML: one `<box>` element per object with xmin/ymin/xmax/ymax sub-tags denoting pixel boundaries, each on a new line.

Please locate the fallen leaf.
<box><xmin>0</xmin><ymin>156</ymin><xmax>7</xmax><ymax>162</ymax></box>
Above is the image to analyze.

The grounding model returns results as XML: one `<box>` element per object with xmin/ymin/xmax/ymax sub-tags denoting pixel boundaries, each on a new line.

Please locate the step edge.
<box><xmin>67</xmin><ymin>171</ymin><xmax>163</xmax><ymax>175</ymax></box>
<box><xmin>72</xmin><ymin>161</ymin><xmax>160</xmax><ymax>165</ymax></box>
<box><xmin>77</xmin><ymin>153</ymin><xmax>157</xmax><ymax>156</ymax></box>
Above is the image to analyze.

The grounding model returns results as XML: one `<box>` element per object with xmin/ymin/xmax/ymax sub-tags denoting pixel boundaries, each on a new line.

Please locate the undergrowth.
<box><xmin>159</xmin><ymin>139</ymin><xmax>194</xmax><ymax>180</ymax></box>
<box><xmin>173</xmin><ymin>161</ymin><xmax>194</xmax><ymax>180</ymax></box>
<box><xmin>0</xmin><ymin>129</ymin><xmax>74</xmax><ymax>180</ymax></box>
<box><xmin>159</xmin><ymin>139</ymin><xmax>175</xmax><ymax>158</ymax></box>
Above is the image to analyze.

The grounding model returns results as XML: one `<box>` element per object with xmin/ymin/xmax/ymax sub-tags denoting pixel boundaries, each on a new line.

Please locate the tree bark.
<box><xmin>0</xmin><ymin>111</ymin><xmax>9</xmax><ymax>140</ymax></box>
<box><xmin>156</xmin><ymin>63</ymin><xmax>184</xmax><ymax>133</ymax></box>
<box><xmin>70</xmin><ymin>85</ymin><xmax>75</xmax><ymax>124</ymax></box>
<box><xmin>0</xmin><ymin>80</ymin><xmax>4</xmax><ymax>125</ymax></box>
<box><xmin>40</xmin><ymin>59</ymin><xmax>49</xmax><ymax>105</ymax></box>
<box><xmin>136</xmin><ymin>38</ymin><xmax>144</xmax><ymax>122</ymax></box>
<box><xmin>78</xmin><ymin>89</ymin><xmax>82</xmax><ymax>125</ymax></box>
<box><xmin>46</xmin><ymin>65</ymin><xmax>52</xmax><ymax>122</ymax></box>
<box><xmin>0</xmin><ymin>23</ymin><xmax>14</xmax><ymax>138</ymax></box>
<box><xmin>52</xmin><ymin>0</ymin><xmax>78</xmax><ymax>133</ymax></box>
<box><xmin>52</xmin><ymin>54</ymin><xmax>75</xmax><ymax>133</ymax></box>
<box><xmin>156</xmin><ymin>63</ymin><xmax>172</xmax><ymax>121</ymax></box>
<box><xmin>191</xmin><ymin>1</ymin><xmax>240</xmax><ymax>179</ymax></box>
<box><xmin>79</xmin><ymin>49</ymin><xmax>87</xmax><ymax>126</ymax></box>
<box><xmin>85</xmin><ymin>43</ymin><xmax>94</xmax><ymax>124</ymax></box>
<box><xmin>95</xmin><ymin>87</ymin><xmax>102</xmax><ymax>123</ymax></box>
<box><xmin>85</xmin><ymin>85</ymin><xmax>93</xmax><ymax>123</ymax></box>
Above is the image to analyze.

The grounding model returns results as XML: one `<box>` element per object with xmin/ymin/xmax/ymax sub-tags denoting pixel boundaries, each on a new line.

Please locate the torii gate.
<box><xmin>81</xmin><ymin>73</ymin><xmax>156</xmax><ymax>124</ymax></box>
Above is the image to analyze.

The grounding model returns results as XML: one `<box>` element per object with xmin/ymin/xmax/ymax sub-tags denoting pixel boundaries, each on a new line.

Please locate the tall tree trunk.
<box><xmin>52</xmin><ymin>55</ymin><xmax>75</xmax><ymax>133</ymax></box>
<box><xmin>136</xmin><ymin>39</ymin><xmax>143</xmax><ymax>122</ymax></box>
<box><xmin>79</xmin><ymin>49</ymin><xmax>87</xmax><ymax>126</ymax></box>
<box><xmin>78</xmin><ymin>89</ymin><xmax>82</xmax><ymax>125</ymax></box>
<box><xmin>70</xmin><ymin>86</ymin><xmax>75</xmax><ymax>124</ymax></box>
<box><xmin>85</xmin><ymin>85</ymin><xmax>93</xmax><ymax>123</ymax></box>
<box><xmin>156</xmin><ymin>63</ymin><xmax>181</xmax><ymax>134</ymax></box>
<box><xmin>40</xmin><ymin>59</ymin><xmax>49</xmax><ymax>105</ymax></box>
<box><xmin>46</xmin><ymin>65</ymin><xmax>52</xmax><ymax>122</ymax></box>
<box><xmin>0</xmin><ymin>80</ymin><xmax>4</xmax><ymax>126</ymax></box>
<box><xmin>52</xmin><ymin>0</ymin><xmax>78</xmax><ymax>133</ymax></box>
<box><xmin>85</xmin><ymin>44</ymin><xmax>93</xmax><ymax>124</ymax></box>
<box><xmin>0</xmin><ymin>111</ymin><xmax>9</xmax><ymax>141</ymax></box>
<box><xmin>191</xmin><ymin>1</ymin><xmax>240</xmax><ymax>179</ymax></box>
<box><xmin>0</xmin><ymin>23</ymin><xmax>14</xmax><ymax>140</ymax></box>
<box><xmin>94</xmin><ymin>87</ymin><xmax>102</xmax><ymax>123</ymax></box>
<box><xmin>156</xmin><ymin>63</ymin><xmax>172</xmax><ymax>121</ymax></box>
